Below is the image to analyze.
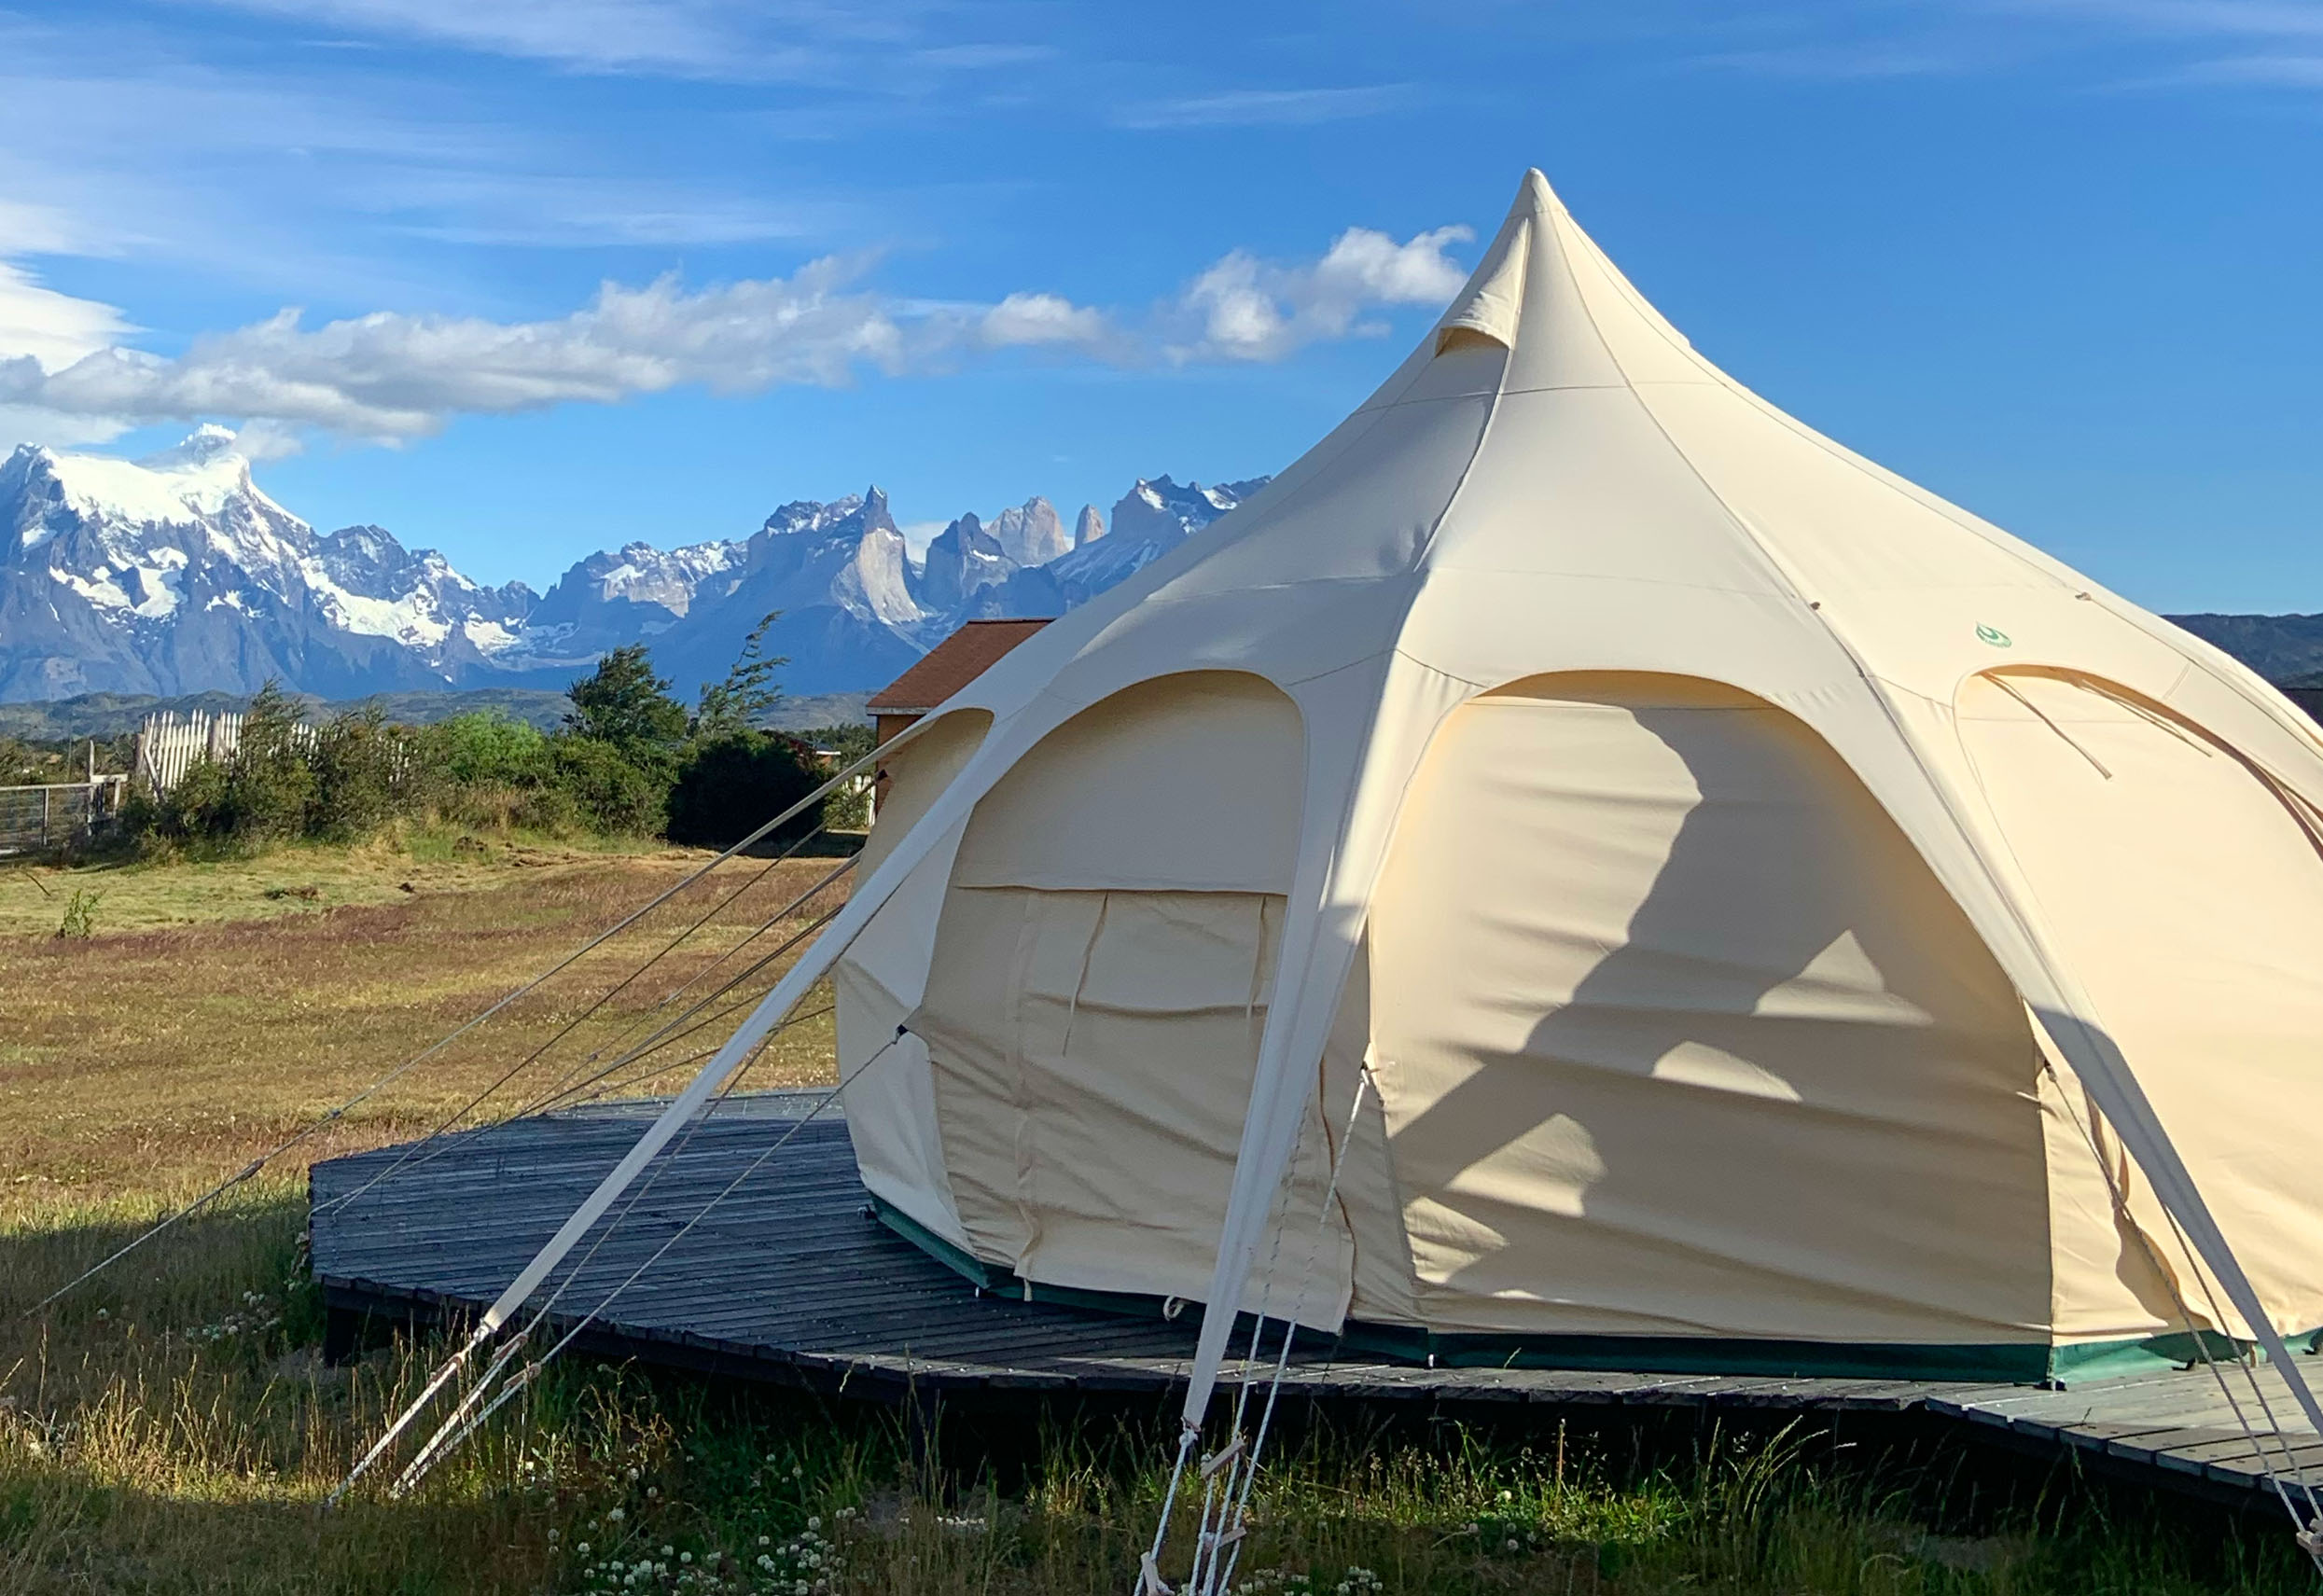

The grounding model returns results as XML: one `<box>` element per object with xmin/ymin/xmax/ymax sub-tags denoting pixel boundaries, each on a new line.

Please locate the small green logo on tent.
<box><xmin>1976</xmin><ymin>624</ymin><xmax>2011</xmax><ymax>647</ymax></box>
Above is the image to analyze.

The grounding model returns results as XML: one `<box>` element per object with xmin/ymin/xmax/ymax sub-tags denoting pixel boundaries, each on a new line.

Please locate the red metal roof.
<box><xmin>866</xmin><ymin>618</ymin><xmax>1052</xmax><ymax>714</ymax></box>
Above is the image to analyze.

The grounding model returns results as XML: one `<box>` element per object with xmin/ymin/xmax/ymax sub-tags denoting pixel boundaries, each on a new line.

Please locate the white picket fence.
<box><xmin>134</xmin><ymin>711</ymin><xmax>243</xmax><ymax>795</ymax></box>
<box><xmin>134</xmin><ymin>710</ymin><xmax>326</xmax><ymax>795</ymax></box>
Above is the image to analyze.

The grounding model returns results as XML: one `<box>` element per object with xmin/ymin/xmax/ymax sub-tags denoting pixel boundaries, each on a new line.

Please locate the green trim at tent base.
<box><xmin>869</xmin><ymin>1198</ymin><xmax>2323</xmax><ymax>1388</ymax></box>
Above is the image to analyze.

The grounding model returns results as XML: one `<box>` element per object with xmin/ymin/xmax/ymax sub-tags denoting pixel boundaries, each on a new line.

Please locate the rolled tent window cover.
<box><xmin>501</xmin><ymin>169</ymin><xmax>2323</xmax><ymax>1437</ymax></box>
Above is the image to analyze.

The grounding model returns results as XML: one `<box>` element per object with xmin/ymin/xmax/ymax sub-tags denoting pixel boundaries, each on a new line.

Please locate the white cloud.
<box><xmin>0</xmin><ymin>224</ymin><xmax>1472</xmax><ymax>443</ymax></box>
<box><xmin>168</xmin><ymin>0</ymin><xmax>802</xmax><ymax>77</ymax></box>
<box><xmin>2012</xmin><ymin>0</ymin><xmax>2323</xmax><ymax>41</ymax></box>
<box><xmin>0</xmin><ymin>257</ymin><xmax>915</xmax><ymax>442</ymax></box>
<box><xmin>0</xmin><ymin>262</ymin><xmax>135</xmax><ymax>371</ymax></box>
<box><xmin>1114</xmin><ymin>85</ymin><xmax>1416</xmax><ymax>130</ymax></box>
<box><xmin>2169</xmin><ymin>49</ymin><xmax>2323</xmax><ymax>80</ymax></box>
<box><xmin>0</xmin><ymin>262</ymin><xmax>142</xmax><ymax>446</ymax></box>
<box><xmin>978</xmin><ymin>292</ymin><xmax>1111</xmax><ymax>350</ymax></box>
<box><xmin>0</xmin><ymin>197</ymin><xmax>108</xmax><ymax>257</ymax></box>
<box><xmin>1993</xmin><ymin>0</ymin><xmax>2323</xmax><ymax>85</ymax></box>
<box><xmin>165</xmin><ymin>0</ymin><xmax>1056</xmax><ymax>83</ymax></box>
<box><xmin>1691</xmin><ymin>42</ymin><xmax>1978</xmax><ymax>77</ymax></box>
<box><xmin>1167</xmin><ymin>226</ymin><xmax>1473</xmax><ymax>363</ymax></box>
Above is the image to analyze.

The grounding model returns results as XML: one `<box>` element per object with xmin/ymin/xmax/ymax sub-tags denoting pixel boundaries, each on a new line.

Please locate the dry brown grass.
<box><xmin>2</xmin><ymin>843</ymin><xmax>846</xmax><ymax>1223</ymax></box>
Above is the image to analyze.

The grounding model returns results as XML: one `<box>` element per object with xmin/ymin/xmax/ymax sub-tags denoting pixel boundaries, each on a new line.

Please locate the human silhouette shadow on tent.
<box><xmin>1378</xmin><ymin>693</ymin><xmax>2057</xmax><ymax>1339</ymax></box>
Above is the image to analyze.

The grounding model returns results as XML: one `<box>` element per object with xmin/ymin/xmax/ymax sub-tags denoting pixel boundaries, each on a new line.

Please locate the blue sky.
<box><xmin>0</xmin><ymin>1</ymin><xmax>2317</xmax><ymax>610</ymax></box>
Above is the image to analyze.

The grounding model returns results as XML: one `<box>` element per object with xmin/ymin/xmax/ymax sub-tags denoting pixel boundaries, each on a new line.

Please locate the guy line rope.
<box><xmin>341</xmin><ymin>1021</ymin><xmax>915</xmax><ymax>1504</ymax></box>
<box><xmin>2039</xmin><ymin>1055</ymin><xmax>2321</xmax><ymax>1570</ymax></box>
<box><xmin>309</xmin><ymin>858</ymin><xmax>855</xmax><ymax>1221</ymax></box>
<box><xmin>321</xmin><ymin>827</ymin><xmax>851</xmax><ymax>1201</ymax></box>
<box><xmin>1142</xmin><ymin>1066</ymin><xmax>1375</xmax><ymax>1596</ymax></box>
<box><xmin>25</xmin><ymin>733</ymin><xmax>895</xmax><ymax>1321</ymax></box>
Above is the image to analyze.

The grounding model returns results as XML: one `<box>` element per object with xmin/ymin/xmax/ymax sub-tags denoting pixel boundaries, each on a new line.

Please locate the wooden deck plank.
<box><xmin>309</xmin><ymin>1100</ymin><xmax>2299</xmax><ymax>1513</ymax></box>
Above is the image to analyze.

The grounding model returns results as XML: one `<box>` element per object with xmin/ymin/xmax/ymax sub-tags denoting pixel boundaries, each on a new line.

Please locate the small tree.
<box><xmin>225</xmin><ymin>682</ymin><xmax>319</xmax><ymax>841</ymax></box>
<box><xmin>693</xmin><ymin>612</ymin><xmax>787</xmax><ymax>740</ymax></box>
<box><xmin>564</xmin><ymin>645</ymin><xmax>689</xmax><ymax>769</ymax></box>
<box><xmin>665</xmin><ymin>617</ymin><xmax>820</xmax><ymax>849</ymax></box>
<box><xmin>665</xmin><ymin>732</ymin><xmax>821</xmax><ymax>851</ymax></box>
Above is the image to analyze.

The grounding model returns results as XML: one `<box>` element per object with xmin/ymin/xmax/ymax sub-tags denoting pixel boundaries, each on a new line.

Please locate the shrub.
<box><xmin>308</xmin><ymin>705</ymin><xmax>430</xmax><ymax>840</ymax></box>
<box><xmin>142</xmin><ymin>754</ymin><xmax>234</xmax><ymax>843</ymax></box>
<box><xmin>664</xmin><ymin>731</ymin><xmax>823</xmax><ymax>851</ymax></box>
<box><xmin>546</xmin><ymin>735</ymin><xmax>669</xmax><ymax>838</ymax></box>
<box><xmin>427</xmin><ymin>711</ymin><xmax>549</xmax><ymax>786</ymax></box>
<box><xmin>55</xmin><ymin>887</ymin><xmax>101</xmax><ymax>939</ymax></box>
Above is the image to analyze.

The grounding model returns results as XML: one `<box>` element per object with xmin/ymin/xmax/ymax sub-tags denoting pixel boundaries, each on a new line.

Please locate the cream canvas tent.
<box><xmin>486</xmin><ymin>170</ymin><xmax>2323</xmax><ymax>1436</ymax></box>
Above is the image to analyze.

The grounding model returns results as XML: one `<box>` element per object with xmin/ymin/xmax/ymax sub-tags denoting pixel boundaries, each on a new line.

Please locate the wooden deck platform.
<box><xmin>309</xmin><ymin>1094</ymin><xmax>2323</xmax><ymax>1513</ymax></box>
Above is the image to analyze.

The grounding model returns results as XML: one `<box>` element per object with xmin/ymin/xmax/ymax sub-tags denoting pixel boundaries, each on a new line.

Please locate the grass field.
<box><xmin>3</xmin><ymin>838</ymin><xmax>2317</xmax><ymax>1593</ymax></box>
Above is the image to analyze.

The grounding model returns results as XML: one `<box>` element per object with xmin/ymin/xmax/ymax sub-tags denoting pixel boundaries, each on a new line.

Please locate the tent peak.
<box><xmin>1432</xmin><ymin>173</ymin><xmax>1553</xmax><ymax>355</ymax></box>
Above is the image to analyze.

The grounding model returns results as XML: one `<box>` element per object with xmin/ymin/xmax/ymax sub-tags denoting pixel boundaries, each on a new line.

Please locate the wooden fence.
<box><xmin>133</xmin><ymin>710</ymin><xmax>243</xmax><ymax>795</ymax></box>
<box><xmin>133</xmin><ymin>710</ymin><xmax>328</xmax><ymax>795</ymax></box>
<box><xmin>0</xmin><ymin>779</ymin><xmax>128</xmax><ymax>856</ymax></box>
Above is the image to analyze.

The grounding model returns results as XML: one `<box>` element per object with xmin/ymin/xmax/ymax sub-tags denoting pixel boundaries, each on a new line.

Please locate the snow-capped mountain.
<box><xmin>649</xmin><ymin>489</ymin><xmax>933</xmax><ymax>698</ymax></box>
<box><xmin>982</xmin><ymin>475</ymin><xmax>1269</xmax><ymax>614</ymax></box>
<box><xmin>0</xmin><ymin>427</ymin><xmax>1271</xmax><ymax>702</ymax></box>
<box><xmin>0</xmin><ymin>427</ymin><xmax>536</xmax><ymax>700</ymax></box>
<box><xmin>500</xmin><ymin>539</ymin><xmax>745</xmax><ymax>673</ymax></box>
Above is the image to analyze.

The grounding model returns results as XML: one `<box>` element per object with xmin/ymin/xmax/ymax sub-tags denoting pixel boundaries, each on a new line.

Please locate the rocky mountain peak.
<box><xmin>1074</xmin><ymin>504</ymin><xmax>1106</xmax><ymax>548</ymax></box>
<box><xmin>140</xmin><ymin>423</ymin><xmax>243</xmax><ymax>470</ymax></box>
<box><xmin>920</xmin><ymin>511</ymin><xmax>1011</xmax><ymax>613</ymax></box>
<box><xmin>761</xmin><ymin>496</ymin><xmax>862</xmax><ymax>538</ymax></box>
<box><xmin>989</xmin><ymin>496</ymin><xmax>1069</xmax><ymax>566</ymax></box>
<box><xmin>1113</xmin><ymin>474</ymin><xmax>1266</xmax><ymax>545</ymax></box>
